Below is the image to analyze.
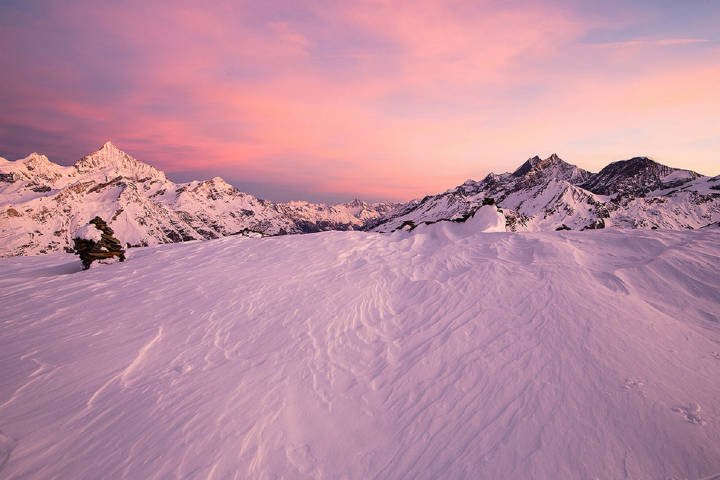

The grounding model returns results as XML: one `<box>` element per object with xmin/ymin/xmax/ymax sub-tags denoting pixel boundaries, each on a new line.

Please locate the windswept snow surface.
<box><xmin>1</xmin><ymin>225</ymin><xmax>720</xmax><ymax>479</ymax></box>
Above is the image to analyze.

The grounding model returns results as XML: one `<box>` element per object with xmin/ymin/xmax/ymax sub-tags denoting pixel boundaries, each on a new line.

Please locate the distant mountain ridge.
<box><xmin>0</xmin><ymin>142</ymin><xmax>396</xmax><ymax>257</ymax></box>
<box><xmin>368</xmin><ymin>154</ymin><xmax>720</xmax><ymax>232</ymax></box>
<box><xmin>1</xmin><ymin>144</ymin><xmax>719</xmax><ymax>257</ymax></box>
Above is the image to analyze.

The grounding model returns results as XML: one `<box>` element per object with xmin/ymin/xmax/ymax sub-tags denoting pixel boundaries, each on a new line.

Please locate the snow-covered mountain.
<box><xmin>0</xmin><ymin>142</ymin><xmax>396</xmax><ymax>257</ymax></box>
<box><xmin>370</xmin><ymin>154</ymin><xmax>720</xmax><ymax>232</ymax></box>
<box><xmin>3</xmin><ymin>145</ymin><xmax>719</xmax><ymax>257</ymax></box>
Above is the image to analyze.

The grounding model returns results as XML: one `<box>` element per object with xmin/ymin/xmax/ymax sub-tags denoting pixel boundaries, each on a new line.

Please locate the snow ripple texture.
<box><xmin>1</xmin><ymin>225</ymin><xmax>720</xmax><ymax>479</ymax></box>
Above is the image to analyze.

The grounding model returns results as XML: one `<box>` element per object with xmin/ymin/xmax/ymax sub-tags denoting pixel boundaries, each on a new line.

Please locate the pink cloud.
<box><xmin>594</xmin><ymin>38</ymin><xmax>710</xmax><ymax>48</ymax></box>
<box><xmin>2</xmin><ymin>1</ymin><xmax>719</xmax><ymax>201</ymax></box>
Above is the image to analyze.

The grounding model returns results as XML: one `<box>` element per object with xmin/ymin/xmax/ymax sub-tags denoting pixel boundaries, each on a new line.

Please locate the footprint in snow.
<box><xmin>712</xmin><ymin>351</ymin><xmax>720</xmax><ymax>360</ymax></box>
<box><xmin>286</xmin><ymin>444</ymin><xmax>317</xmax><ymax>474</ymax></box>
<box><xmin>623</xmin><ymin>377</ymin><xmax>645</xmax><ymax>396</ymax></box>
<box><xmin>672</xmin><ymin>403</ymin><xmax>705</xmax><ymax>425</ymax></box>
<box><xmin>171</xmin><ymin>364</ymin><xmax>193</xmax><ymax>375</ymax></box>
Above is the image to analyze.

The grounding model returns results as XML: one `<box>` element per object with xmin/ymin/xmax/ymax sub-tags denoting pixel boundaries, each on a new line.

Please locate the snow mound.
<box><xmin>1</xmin><ymin>228</ymin><xmax>720</xmax><ymax>479</ymax></box>
<box><xmin>74</xmin><ymin>224</ymin><xmax>102</xmax><ymax>242</ymax></box>
<box><xmin>463</xmin><ymin>204</ymin><xmax>506</xmax><ymax>232</ymax></box>
<box><xmin>409</xmin><ymin>204</ymin><xmax>506</xmax><ymax>240</ymax></box>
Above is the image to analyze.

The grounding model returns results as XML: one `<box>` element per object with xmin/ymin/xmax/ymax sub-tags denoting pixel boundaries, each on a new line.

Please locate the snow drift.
<box><xmin>1</xmin><ymin>225</ymin><xmax>720</xmax><ymax>479</ymax></box>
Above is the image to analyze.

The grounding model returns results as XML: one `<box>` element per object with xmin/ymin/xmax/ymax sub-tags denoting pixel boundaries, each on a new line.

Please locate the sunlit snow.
<box><xmin>73</xmin><ymin>224</ymin><xmax>103</xmax><ymax>242</ymax></box>
<box><xmin>1</xmin><ymin>213</ymin><xmax>719</xmax><ymax>479</ymax></box>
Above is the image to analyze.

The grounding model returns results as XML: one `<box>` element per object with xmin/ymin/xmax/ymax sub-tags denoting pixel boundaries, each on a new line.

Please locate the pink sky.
<box><xmin>1</xmin><ymin>0</ymin><xmax>718</xmax><ymax>202</ymax></box>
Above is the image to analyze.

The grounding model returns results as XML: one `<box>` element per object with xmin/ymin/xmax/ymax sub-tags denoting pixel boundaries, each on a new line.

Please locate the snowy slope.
<box><xmin>0</xmin><ymin>142</ymin><xmax>396</xmax><ymax>257</ymax></box>
<box><xmin>1</xmin><ymin>224</ymin><xmax>720</xmax><ymax>479</ymax></box>
<box><xmin>371</xmin><ymin>154</ymin><xmax>720</xmax><ymax>232</ymax></box>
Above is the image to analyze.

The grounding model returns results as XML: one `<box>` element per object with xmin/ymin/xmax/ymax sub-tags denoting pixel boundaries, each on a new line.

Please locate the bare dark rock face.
<box><xmin>73</xmin><ymin>217</ymin><xmax>126</xmax><ymax>270</ymax></box>
<box><xmin>580</xmin><ymin>157</ymin><xmax>700</xmax><ymax>196</ymax></box>
<box><xmin>581</xmin><ymin>218</ymin><xmax>606</xmax><ymax>230</ymax></box>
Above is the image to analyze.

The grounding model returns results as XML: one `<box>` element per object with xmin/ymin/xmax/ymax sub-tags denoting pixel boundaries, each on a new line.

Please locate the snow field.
<box><xmin>1</xmin><ymin>220</ymin><xmax>720</xmax><ymax>479</ymax></box>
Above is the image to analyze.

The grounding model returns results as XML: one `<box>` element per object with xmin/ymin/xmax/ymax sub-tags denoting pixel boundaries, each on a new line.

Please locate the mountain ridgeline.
<box><xmin>1</xmin><ymin>142</ymin><xmax>719</xmax><ymax>256</ymax></box>
<box><xmin>368</xmin><ymin>153</ymin><xmax>719</xmax><ymax>233</ymax></box>
<box><xmin>0</xmin><ymin>142</ymin><xmax>396</xmax><ymax>257</ymax></box>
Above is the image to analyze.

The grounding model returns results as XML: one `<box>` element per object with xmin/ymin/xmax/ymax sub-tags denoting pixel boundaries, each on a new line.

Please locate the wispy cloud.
<box><xmin>1</xmin><ymin>1</ymin><xmax>719</xmax><ymax>201</ymax></box>
<box><xmin>594</xmin><ymin>38</ymin><xmax>711</xmax><ymax>48</ymax></box>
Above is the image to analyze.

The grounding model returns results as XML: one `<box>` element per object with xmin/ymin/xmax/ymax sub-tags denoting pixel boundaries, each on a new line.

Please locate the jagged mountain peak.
<box><xmin>22</xmin><ymin>151</ymin><xmax>50</xmax><ymax>163</ymax></box>
<box><xmin>199</xmin><ymin>176</ymin><xmax>233</xmax><ymax>187</ymax></box>
<box><xmin>74</xmin><ymin>141</ymin><xmax>166</xmax><ymax>181</ymax></box>
<box><xmin>20</xmin><ymin>152</ymin><xmax>60</xmax><ymax>172</ymax></box>
<box><xmin>344</xmin><ymin>198</ymin><xmax>366</xmax><ymax>208</ymax></box>
<box><xmin>528</xmin><ymin>153</ymin><xmax>561</xmax><ymax>168</ymax></box>
<box><xmin>513</xmin><ymin>154</ymin><xmax>564</xmax><ymax>176</ymax></box>
<box><xmin>511</xmin><ymin>153</ymin><xmax>590</xmax><ymax>185</ymax></box>
<box><xmin>602</xmin><ymin>156</ymin><xmax>660</xmax><ymax>174</ymax></box>
<box><xmin>581</xmin><ymin>156</ymin><xmax>702</xmax><ymax>196</ymax></box>
<box><xmin>0</xmin><ymin>152</ymin><xmax>72</xmax><ymax>184</ymax></box>
<box><xmin>512</xmin><ymin>156</ymin><xmax>540</xmax><ymax>177</ymax></box>
<box><xmin>100</xmin><ymin>140</ymin><xmax>119</xmax><ymax>152</ymax></box>
<box><xmin>190</xmin><ymin>176</ymin><xmax>239</xmax><ymax>198</ymax></box>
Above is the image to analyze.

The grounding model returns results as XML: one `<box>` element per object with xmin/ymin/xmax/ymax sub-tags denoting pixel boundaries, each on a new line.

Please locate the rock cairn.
<box><xmin>73</xmin><ymin>216</ymin><xmax>126</xmax><ymax>270</ymax></box>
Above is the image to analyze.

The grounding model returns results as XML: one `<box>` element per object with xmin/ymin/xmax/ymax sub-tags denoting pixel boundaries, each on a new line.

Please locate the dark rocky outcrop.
<box><xmin>73</xmin><ymin>216</ymin><xmax>126</xmax><ymax>270</ymax></box>
<box><xmin>580</xmin><ymin>157</ymin><xmax>700</xmax><ymax>196</ymax></box>
<box><xmin>510</xmin><ymin>154</ymin><xmax>591</xmax><ymax>185</ymax></box>
<box><xmin>581</xmin><ymin>219</ymin><xmax>605</xmax><ymax>231</ymax></box>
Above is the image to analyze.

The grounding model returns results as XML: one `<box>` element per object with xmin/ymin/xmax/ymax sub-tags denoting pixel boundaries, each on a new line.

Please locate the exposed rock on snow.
<box><xmin>402</xmin><ymin>204</ymin><xmax>506</xmax><ymax>234</ymax></box>
<box><xmin>72</xmin><ymin>216</ymin><xmax>126</xmax><ymax>269</ymax></box>
<box><xmin>581</xmin><ymin>218</ymin><xmax>606</xmax><ymax>230</ymax></box>
<box><xmin>511</xmin><ymin>153</ymin><xmax>591</xmax><ymax>185</ymax></box>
